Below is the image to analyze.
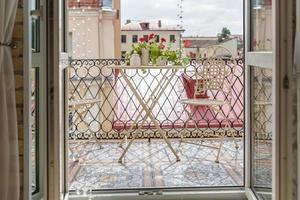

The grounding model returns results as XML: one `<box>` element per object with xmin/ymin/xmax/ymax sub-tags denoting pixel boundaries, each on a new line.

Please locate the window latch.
<box><xmin>30</xmin><ymin>6</ymin><xmax>43</xmax><ymax>20</ymax></box>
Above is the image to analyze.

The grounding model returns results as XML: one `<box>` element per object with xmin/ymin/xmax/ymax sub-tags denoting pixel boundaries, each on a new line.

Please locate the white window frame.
<box><xmin>244</xmin><ymin>0</ymin><xmax>278</xmax><ymax>199</ymax></box>
<box><xmin>244</xmin><ymin>0</ymin><xmax>294</xmax><ymax>199</ymax></box>
<box><xmin>24</xmin><ymin>0</ymin><xmax>47</xmax><ymax>199</ymax></box>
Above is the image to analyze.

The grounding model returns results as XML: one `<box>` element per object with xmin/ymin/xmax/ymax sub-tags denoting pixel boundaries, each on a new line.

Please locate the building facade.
<box><xmin>68</xmin><ymin>0</ymin><xmax>121</xmax><ymax>59</ymax></box>
<box><xmin>68</xmin><ymin>0</ymin><xmax>121</xmax><ymax>133</ymax></box>
<box><xmin>183</xmin><ymin>36</ymin><xmax>242</xmax><ymax>58</ymax></box>
<box><xmin>121</xmin><ymin>20</ymin><xmax>184</xmax><ymax>58</ymax></box>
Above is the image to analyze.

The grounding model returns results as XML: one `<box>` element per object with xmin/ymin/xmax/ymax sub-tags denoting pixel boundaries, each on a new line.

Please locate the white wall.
<box><xmin>121</xmin><ymin>30</ymin><xmax>182</xmax><ymax>53</ymax></box>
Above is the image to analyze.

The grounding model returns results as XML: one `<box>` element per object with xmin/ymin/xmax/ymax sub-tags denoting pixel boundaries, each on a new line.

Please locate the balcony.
<box><xmin>67</xmin><ymin>58</ymin><xmax>246</xmax><ymax>191</ymax></box>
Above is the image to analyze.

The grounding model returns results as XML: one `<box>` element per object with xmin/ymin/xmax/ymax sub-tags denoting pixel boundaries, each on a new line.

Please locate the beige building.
<box><xmin>68</xmin><ymin>0</ymin><xmax>121</xmax><ymax>59</ymax></box>
<box><xmin>68</xmin><ymin>0</ymin><xmax>121</xmax><ymax>133</ymax></box>
<box><xmin>121</xmin><ymin>20</ymin><xmax>184</xmax><ymax>58</ymax></box>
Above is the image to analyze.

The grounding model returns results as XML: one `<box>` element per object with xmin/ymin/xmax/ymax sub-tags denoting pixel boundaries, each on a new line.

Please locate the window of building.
<box><xmin>155</xmin><ymin>35</ymin><xmax>160</xmax><ymax>43</ymax></box>
<box><xmin>121</xmin><ymin>35</ymin><xmax>126</xmax><ymax>43</ymax></box>
<box><xmin>143</xmin><ymin>35</ymin><xmax>149</xmax><ymax>42</ymax></box>
<box><xmin>132</xmin><ymin>35</ymin><xmax>138</xmax><ymax>43</ymax></box>
<box><xmin>170</xmin><ymin>35</ymin><xmax>176</xmax><ymax>43</ymax></box>
<box><xmin>140</xmin><ymin>22</ymin><xmax>150</xmax><ymax>30</ymax></box>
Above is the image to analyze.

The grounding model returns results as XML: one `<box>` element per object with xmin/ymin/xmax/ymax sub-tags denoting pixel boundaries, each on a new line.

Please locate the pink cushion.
<box><xmin>181</xmin><ymin>73</ymin><xmax>209</xmax><ymax>99</ymax></box>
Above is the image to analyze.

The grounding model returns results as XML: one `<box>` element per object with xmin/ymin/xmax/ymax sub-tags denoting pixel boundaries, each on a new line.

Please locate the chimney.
<box><xmin>125</xmin><ymin>19</ymin><xmax>131</xmax><ymax>24</ymax></box>
<box><xmin>158</xmin><ymin>20</ymin><xmax>162</xmax><ymax>28</ymax></box>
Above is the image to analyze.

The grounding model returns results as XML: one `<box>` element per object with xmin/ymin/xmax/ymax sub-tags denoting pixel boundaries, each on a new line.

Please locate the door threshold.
<box><xmin>68</xmin><ymin>189</ymin><xmax>247</xmax><ymax>200</ymax></box>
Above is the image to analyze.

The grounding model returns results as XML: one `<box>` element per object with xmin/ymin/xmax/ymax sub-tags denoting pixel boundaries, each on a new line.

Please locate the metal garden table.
<box><xmin>108</xmin><ymin>65</ymin><xmax>185</xmax><ymax>163</ymax></box>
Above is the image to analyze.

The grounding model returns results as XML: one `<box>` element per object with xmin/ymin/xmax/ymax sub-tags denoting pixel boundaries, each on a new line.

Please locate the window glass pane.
<box><xmin>251</xmin><ymin>66</ymin><xmax>272</xmax><ymax>199</ymax></box>
<box><xmin>67</xmin><ymin>0</ymin><xmax>245</xmax><ymax>193</ymax></box>
<box><xmin>102</xmin><ymin>0</ymin><xmax>112</xmax><ymax>9</ymax></box>
<box><xmin>31</xmin><ymin>68</ymin><xmax>39</xmax><ymax>194</ymax></box>
<box><xmin>170</xmin><ymin>35</ymin><xmax>175</xmax><ymax>43</ymax></box>
<box><xmin>251</xmin><ymin>0</ymin><xmax>272</xmax><ymax>51</ymax></box>
<box><xmin>132</xmin><ymin>35</ymin><xmax>138</xmax><ymax>43</ymax></box>
<box><xmin>121</xmin><ymin>35</ymin><xmax>126</xmax><ymax>43</ymax></box>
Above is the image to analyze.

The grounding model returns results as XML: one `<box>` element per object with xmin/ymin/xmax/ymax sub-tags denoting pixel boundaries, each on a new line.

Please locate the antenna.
<box><xmin>177</xmin><ymin>0</ymin><xmax>183</xmax><ymax>29</ymax></box>
<box><xmin>177</xmin><ymin>0</ymin><xmax>184</xmax><ymax>54</ymax></box>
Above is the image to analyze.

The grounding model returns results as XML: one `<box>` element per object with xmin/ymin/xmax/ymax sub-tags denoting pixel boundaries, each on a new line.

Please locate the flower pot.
<box><xmin>141</xmin><ymin>48</ymin><xmax>149</xmax><ymax>66</ymax></box>
<box><xmin>156</xmin><ymin>56</ymin><xmax>167</xmax><ymax>66</ymax></box>
<box><xmin>130</xmin><ymin>53</ymin><xmax>141</xmax><ymax>66</ymax></box>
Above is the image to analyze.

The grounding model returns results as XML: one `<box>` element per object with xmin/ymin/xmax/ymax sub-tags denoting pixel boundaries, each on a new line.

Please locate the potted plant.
<box><xmin>156</xmin><ymin>56</ymin><xmax>167</xmax><ymax>66</ymax></box>
<box><xmin>126</xmin><ymin>33</ymin><xmax>189</xmax><ymax>67</ymax></box>
<box><xmin>163</xmin><ymin>46</ymin><xmax>189</xmax><ymax>66</ymax></box>
<box><xmin>129</xmin><ymin>50</ymin><xmax>141</xmax><ymax>66</ymax></box>
<box><xmin>138</xmin><ymin>37</ymin><xmax>149</xmax><ymax>66</ymax></box>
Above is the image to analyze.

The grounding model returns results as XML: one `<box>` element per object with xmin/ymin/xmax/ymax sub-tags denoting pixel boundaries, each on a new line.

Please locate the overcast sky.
<box><xmin>121</xmin><ymin>0</ymin><xmax>243</xmax><ymax>36</ymax></box>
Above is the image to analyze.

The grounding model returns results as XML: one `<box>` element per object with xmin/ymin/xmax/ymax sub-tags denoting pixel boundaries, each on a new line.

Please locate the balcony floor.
<box><xmin>68</xmin><ymin>138</ymin><xmax>248</xmax><ymax>191</ymax></box>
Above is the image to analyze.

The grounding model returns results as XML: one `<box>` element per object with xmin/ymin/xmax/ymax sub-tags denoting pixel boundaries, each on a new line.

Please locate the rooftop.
<box><xmin>68</xmin><ymin>0</ymin><xmax>101</xmax><ymax>8</ymax></box>
<box><xmin>121</xmin><ymin>20</ymin><xmax>185</xmax><ymax>32</ymax></box>
<box><xmin>185</xmin><ymin>39</ymin><xmax>219</xmax><ymax>49</ymax></box>
<box><xmin>182</xmin><ymin>36</ymin><xmax>239</xmax><ymax>48</ymax></box>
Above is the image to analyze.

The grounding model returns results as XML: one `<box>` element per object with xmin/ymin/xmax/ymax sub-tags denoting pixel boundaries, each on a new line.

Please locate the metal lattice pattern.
<box><xmin>252</xmin><ymin>68</ymin><xmax>272</xmax><ymax>140</ymax></box>
<box><xmin>252</xmin><ymin>67</ymin><xmax>272</xmax><ymax>190</ymax></box>
<box><xmin>68</xmin><ymin>59</ymin><xmax>244</xmax><ymax>140</ymax></box>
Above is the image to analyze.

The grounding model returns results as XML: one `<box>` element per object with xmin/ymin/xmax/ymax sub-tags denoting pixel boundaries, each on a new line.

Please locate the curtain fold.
<box><xmin>0</xmin><ymin>0</ymin><xmax>20</xmax><ymax>199</ymax></box>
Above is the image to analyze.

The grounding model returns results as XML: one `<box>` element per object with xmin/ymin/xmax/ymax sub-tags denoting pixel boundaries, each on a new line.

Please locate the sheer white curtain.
<box><xmin>0</xmin><ymin>0</ymin><xmax>20</xmax><ymax>199</ymax></box>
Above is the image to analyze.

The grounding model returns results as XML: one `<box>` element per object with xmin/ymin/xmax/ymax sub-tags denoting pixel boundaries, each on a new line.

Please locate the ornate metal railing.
<box><xmin>67</xmin><ymin>59</ymin><xmax>244</xmax><ymax>140</ymax></box>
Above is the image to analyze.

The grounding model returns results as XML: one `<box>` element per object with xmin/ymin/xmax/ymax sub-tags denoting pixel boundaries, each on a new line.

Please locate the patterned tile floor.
<box><xmin>68</xmin><ymin>138</ymin><xmax>244</xmax><ymax>191</ymax></box>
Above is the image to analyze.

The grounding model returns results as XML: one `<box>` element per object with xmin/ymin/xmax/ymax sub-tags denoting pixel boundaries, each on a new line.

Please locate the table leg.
<box><xmin>118</xmin><ymin>69</ymin><xmax>172</xmax><ymax>146</ymax></box>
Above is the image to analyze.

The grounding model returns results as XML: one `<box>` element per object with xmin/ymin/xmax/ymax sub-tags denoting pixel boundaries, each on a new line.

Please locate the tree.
<box><xmin>217</xmin><ymin>27</ymin><xmax>231</xmax><ymax>42</ymax></box>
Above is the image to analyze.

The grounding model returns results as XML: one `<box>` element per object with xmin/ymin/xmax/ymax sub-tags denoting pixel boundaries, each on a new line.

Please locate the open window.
<box><xmin>24</xmin><ymin>0</ymin><xmax>47</xmax><ymax>199</ymax></box>
<box><xmin>244</xmin><ymin>0</ymin><xmax>282</xmax><ymax>199</ymax></box>
<box><xmin>24</xmin><ymin>0</ymin><xmax>293</xmax><ymax>199</ymax></box>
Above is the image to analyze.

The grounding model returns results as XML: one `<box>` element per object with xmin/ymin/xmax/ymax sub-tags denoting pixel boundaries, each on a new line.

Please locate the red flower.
<box><xmin>189</xmin><ymin>51</ymin><xmax>196</xmax><ymax>58</ymax></box>
<box><xmin>139</xmin><ymin>37</ymin><xmax>145</xmax><ymax>43</ymax></box>
<box><xmin>159</xmin><ymin>44</ymin><xmax>165</xmax><ymax>49</ymax></box>
<box><xmin>161</xmin><ymin>37</ymin><xmax>166</xmax><ymax>43</ymax></box>
<box><xmin>149</xmin><ymin>33</ymin><xmax>155</xmax><ymax>40</ymax></box>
